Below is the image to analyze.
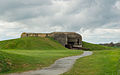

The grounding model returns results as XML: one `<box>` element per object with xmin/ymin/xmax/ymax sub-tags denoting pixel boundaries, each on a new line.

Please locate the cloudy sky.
<box><xmin>0</xmin><ymin>0</ymin><xmax>120</xmax><ymax>44</ymax></box>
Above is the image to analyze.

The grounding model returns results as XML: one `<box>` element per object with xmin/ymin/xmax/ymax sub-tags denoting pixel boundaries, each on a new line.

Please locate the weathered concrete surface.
<box><xmin>21</xmin><ymin>32</ymin><xmax>82</xmax><ymax>48</ymax></box>
<box><xmin>8</xmin><ymin>51</ymin><xmax>93</xmax><ymax>75</ymax></box>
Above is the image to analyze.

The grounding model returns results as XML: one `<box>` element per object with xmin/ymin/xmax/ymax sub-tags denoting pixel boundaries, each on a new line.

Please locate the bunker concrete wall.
<box><xmin>21</xmin><ymin>32</ymin><xmax>82</xmax><ymax>47</ymax></box>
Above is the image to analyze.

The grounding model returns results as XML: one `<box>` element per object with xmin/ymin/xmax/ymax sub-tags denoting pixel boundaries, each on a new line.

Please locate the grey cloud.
<box><xmin>0</xmin><ymin>0</ymin><xmax>52</xmax><ymax>11</ymax></box>
<box><xmin>0</xmin><ymin>0</ymin><xmax>53</xmax><ymax>21</ymax></box>
<box><xmin>0</xmin><ymin>0</ymin><xmax>120</xmax><ymax>43</ymax></box>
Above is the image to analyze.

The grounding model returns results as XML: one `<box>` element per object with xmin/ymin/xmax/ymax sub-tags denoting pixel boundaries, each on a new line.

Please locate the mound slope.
<box><xmin>82</xmin><ymin>41</ymin><xmax>112</xmax><ymax>50</ymax></box>
<box><xmin>0</xmin><ymin>37</ymin><xmax>66</xmax><ymax>50</ymax></box>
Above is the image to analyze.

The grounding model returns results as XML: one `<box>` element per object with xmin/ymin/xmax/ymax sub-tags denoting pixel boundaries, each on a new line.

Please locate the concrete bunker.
<box><xmin>21</xmin><ymin>32</ymin><xmax>82</xmax><ymax>49</ymax></box>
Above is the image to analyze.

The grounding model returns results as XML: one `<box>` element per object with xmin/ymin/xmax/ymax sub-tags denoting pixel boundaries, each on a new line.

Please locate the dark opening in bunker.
<box><xmin>65</xmin><ymin>38</ymin><xmax>75</xmax><ymax>49</ymax></box>
<box><xmin>77</xmin><ymin>39</ymin><xmax>79</xmax><ymax>45</ymax></box>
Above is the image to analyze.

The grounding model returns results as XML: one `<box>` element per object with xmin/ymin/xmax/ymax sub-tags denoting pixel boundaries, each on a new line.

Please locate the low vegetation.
<box><xmin>0</xmin><ymin>37</ymin><xmax>65</xmax><ymax>50</ymax></box>
<box><xmin>82</xmin><ymin>41</ymin><xmax>113</xmax><ymax>50</ymax></box>
<box><xmin>0</xmin><ymin>51</ymin><xmax>11</xmax><ymax>73</ymax></box>
<box><xmin>62</xmin><ymin>49</ymin><xmax>120</xmax><ymax>75</ymax></box>
<box><xmin>0</xmin><ymin>50</ymin><xmax>83</xmax><ymax>74</ymax></box>
<box><xmin>0</xmin><ymin>37</ymin><xmax>119</xmax><ymax>75</ymax></box>
<box><xmin>0</xmin><ymin>37</ymin><xmax>83</xmax><ymax>74</ymax></box>
<box><xmin>0</xmin><ymin>37</ymin><xmax>112</xmax><ymax>50</ymax></box>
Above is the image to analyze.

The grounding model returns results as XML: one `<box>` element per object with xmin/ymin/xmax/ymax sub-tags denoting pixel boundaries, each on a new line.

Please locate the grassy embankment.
<box><xmin>82</xmin><ymin>41</ymin><xmax>113</xmax><ymax>50</ymax></box>
<box><xmin>62</xmin><ymin>42</ymin><xmax>120</xmax><ymax>75</ymax></box>
<box><xmin>0</xmin><ymin>37</ymin><xmax>65</xmax><ymax>50</ymax></box>
<box><xmin>0</xmin><ymin>37</ymin><xmax>83</xmax><ymax>74</ymax></box>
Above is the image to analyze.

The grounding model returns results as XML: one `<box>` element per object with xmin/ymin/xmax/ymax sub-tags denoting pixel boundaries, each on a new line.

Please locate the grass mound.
<box><xmin>0</xmin><ymin>37</ymin><xmax>66</xmax><ymax>50</ymax></box>
<box><xmin>82</xmin><ymin>41</ymin><xmax>112</xmax><ymax>50</ymax></box>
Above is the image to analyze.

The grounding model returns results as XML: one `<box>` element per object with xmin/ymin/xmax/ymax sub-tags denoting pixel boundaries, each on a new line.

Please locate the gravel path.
<box><xmin>8</xmin><ymin>51</ymin><xmax>93</xmax><ymax>75</ymax></box>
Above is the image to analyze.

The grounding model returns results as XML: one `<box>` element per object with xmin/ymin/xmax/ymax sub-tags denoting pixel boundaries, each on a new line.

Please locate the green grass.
<box><xmin>0</xmin><ymin>37</ymin><xmax>83</xmax><ymax>74</ymax></box>
<box><xmin>82</xmin><ymin>41</ymin><xmax>113</xmax><ymax>50</ymax></box>
<box><xmin>0</xmin><ymin>50</ymin><xmax>83</xmax><ymax>74</ymax></box>
<box><xmin>0</xmin><ymin>51</ymin><xmax>11</xmax><ymax>73</ymax></box>
<box><xmin>62</xmin><ymin>49</ymin><xmax>120</xmax><ymax>75</ymax></box>
<box><xmin>0</xmin><ymin>37</ymin><xmax>117</xmax><ymax>75</ymax></box>
<box><xmin>0</xmin><ymin>37</ymin><xmax>66</xmax><ymax>50</ymax></box>
<box><xmin>0</xmin><ymin>37</ymin><xmax>112</xmax><ymax>50</ymax></box>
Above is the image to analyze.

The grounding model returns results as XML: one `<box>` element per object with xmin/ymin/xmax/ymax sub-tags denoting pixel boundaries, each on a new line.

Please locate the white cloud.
<box><xmin>50</xmin><ymin>26</ymin><xmax>63</xmax><ymax>31</ymax></box>
<box><xmin>82</xmin><ymin>28</ymin><xmax>120</xmax><ymax>43</ymax></box>
<box><xmin>0</xmin><ymin>20</ymin><xmax>28</xmax><ymax>40</ymax></box>
<box><xmin>0</xmin><ymin>0</ymin><xmax>120</xmax><ymax>43</ymax></box>
<box><xmin>115</xmin><ymin>1</ymin><xmax>120</xmax><ymax>9</ymax></box>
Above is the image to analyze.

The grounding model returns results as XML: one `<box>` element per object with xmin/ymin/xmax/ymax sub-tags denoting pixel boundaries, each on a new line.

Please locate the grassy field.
<box><xmin>0</xmin><ymin>37</ymin><xmax>83</xmax><ymax>74</ymax></box>
<box><xmin>0</xmin><ymin>49</ymin><xmax>83</xmax><ymax>74</ymax></box>
<box><xmin>0</xmin><ymin>37</ymin><xmax>117</xmax><ymax>75</ymax></box>
<box><xmin>62</xmin><ymin>49</ymin><xmax>120</xmax><ymax>75</ymax></box>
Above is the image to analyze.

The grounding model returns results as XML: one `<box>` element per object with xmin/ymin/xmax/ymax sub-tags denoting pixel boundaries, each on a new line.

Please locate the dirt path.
<box><xmin>8</xmin><ymin>51</ymin><xmax>93</xmax><ymax>75</ymax></box>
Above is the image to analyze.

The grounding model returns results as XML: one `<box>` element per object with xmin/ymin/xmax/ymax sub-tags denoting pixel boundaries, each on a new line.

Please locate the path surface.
<box><xmin>8</xmin><ymin>51</ymin><xmax>93</xmax><ymax>75</ymax></box>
